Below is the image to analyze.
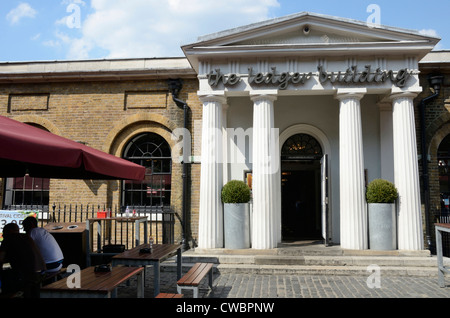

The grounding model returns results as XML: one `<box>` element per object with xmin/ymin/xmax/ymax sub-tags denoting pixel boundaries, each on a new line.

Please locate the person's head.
<box><xmin>22</xmin><ymin>216</ymin><xmax>38</xmax><ymax>233</ymax></box>
<box><xmin>2</xmin><ymin>223</ymin><xmax>20</xmax><ymax>239</ymax></box>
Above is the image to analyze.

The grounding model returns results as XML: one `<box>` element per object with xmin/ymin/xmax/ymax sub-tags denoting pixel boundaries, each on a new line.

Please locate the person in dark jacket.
<box><xmin>0</xmin><ymin>223</ymin><xmax>46</xmax><ymax>297</ymax></box>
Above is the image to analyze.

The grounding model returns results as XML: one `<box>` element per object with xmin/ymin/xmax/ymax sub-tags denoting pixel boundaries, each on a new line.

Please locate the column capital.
<box><xmin>389</xmin><ymin>91</ymin><xmax>419</xmax><ymax>101</ymax></box>
<box><xmin>335</xmin><ymin>88</ymin><xmax>367</xmax><ymax>101</ymax></box>
<box><xmin>250</xmin><ymin>90</ymin><xmax>278</xmax><ymax>103</ymax></box>
<box><xmin>197</xmin><ymin>91</ymin><xmax>227</xmax><ymax>104</ymax></box>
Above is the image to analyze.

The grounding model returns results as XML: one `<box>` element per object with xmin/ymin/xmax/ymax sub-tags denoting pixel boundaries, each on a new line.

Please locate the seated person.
<box><xmin>22</xmin><ymin>217</ymin><xmax>64</xmax><ymax>273</ymax></box>
<box><xmin>0</xmin><ymin>223</ymin><xmax>46</xmax><ymax>298</ymax></box>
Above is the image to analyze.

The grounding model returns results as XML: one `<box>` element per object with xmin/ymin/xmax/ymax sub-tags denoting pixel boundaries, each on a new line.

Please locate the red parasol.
<box><xmin>0</xmin><ymin>116</ymin><xmax>145</xmax><ymax>180</ymax></box>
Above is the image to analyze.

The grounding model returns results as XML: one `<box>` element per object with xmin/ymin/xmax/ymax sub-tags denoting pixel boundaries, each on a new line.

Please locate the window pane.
<box><xmin>24</xmin><ymin>176</ymin><xmax>33</xmax><ymax>190</ymax></box>
<box><xmin>5</xmin><ymin>177</ymin><xmax>49</xmax><ymax>207</ymax></box>
<box><xmin>13</xmin><ymin>177</ymin><xmax>24</xmax><ymax>189</ymax></box>
<box><xmin>122</xmin><ymin>133</ymin><xmax>172</xmax><ymax>207</ymax></box>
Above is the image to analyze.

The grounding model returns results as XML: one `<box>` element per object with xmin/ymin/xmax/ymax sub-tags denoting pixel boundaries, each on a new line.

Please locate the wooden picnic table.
<box><xmin>86</xmin><ymin>216</ymin><xmax>148</xmax><ymax>266</ymax></box>
<box><xmin>40</xmin><ymin>266</ymin><xmax>144</xmax><ymax>298</ymax></box>
<box><xmin>435</xmin><ymin>223</ymin><xmax>450</xmax><ymax>288</ymax></box>
<box><xmin>111</xmin><ymin>243</ymin><xmax>182</xmax><ymax>297</ymax></box>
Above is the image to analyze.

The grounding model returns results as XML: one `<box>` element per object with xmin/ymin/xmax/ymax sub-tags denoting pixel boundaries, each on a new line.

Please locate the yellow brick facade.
<box><xmin>0</xmin><ymin>70</ymin><xmax>202</xmax><ymax>245</ymax></box>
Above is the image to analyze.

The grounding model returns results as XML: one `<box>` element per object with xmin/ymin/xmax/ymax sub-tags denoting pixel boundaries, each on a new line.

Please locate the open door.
<box><xmin>321</xmin><ymin>154</ymin><xmax>331</xmax><ymax>246</ymax></box>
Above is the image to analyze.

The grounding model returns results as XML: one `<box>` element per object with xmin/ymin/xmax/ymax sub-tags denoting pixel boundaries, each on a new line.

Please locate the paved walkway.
<box><xmin>116</xmin><ymin>268</ymin><xmax>450</xmax><ymax>299</ymax></box>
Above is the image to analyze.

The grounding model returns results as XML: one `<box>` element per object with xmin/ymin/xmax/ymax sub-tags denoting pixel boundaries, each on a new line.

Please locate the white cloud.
<box><xmin>419</xmin><ymin>29</ymin><xmax>440</xmax><ymax>38</ymax></box>
<box><xmin>6</xmin><ymin>3</ymin><xmax>37</xmax><ymax>25</ymax></box>
<box><xmin>61</xmin><ymin>0</ymin><xmax>280</xmax><ymax>59</ymax></box>
<box><xmin>418</xmin><ymin>29</ymin><xmax>443</xmax><ymax>51</ymax></box>
<box><xmin>31</xmin><ymin>33</ymin><xmax>41</xmax><ymax>41</ymax></box>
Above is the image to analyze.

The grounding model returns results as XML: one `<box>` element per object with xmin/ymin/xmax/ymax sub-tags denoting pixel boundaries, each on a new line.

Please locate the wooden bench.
<box><xmin>156</xmin><ymin>293</ymin><xmax>184</xmax><ymax>298</ymax></box>
<box><xmin>177</xmin><ymin>263</ymin><xmax>213</xmax><ymax>298</ymax></box>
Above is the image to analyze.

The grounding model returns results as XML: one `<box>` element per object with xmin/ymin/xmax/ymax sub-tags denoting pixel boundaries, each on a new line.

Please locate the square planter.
<box><xmin>368</xmin><ymin>203</ymin><xmax>397</xmax><ymax>250</ymax></box>
<box><xmin>224</xmin><ymin>203</ymin><xmax>250</xmax><ymax>249</ymax></box>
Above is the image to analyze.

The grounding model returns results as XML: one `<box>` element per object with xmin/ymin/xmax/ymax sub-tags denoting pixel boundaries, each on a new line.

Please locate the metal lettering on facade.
<box><xmin>207</xmin><ymin>65</ymin><xmax>412</xmax><ymax>90</ymax></box>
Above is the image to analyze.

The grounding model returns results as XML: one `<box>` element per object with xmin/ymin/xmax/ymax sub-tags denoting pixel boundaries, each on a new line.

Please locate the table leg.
<box><xmin>436</xmin><ymin>227</ymin><xmax>445</xmax><ymax>288</ymax></box>
<box><xmin>97</xmin><ymin>221</ymin><xmax>102</xmax><ymax>252</ymax></box>
<box><xmin>137</xmin><ymin>270</ymin><xmax>144</xmax><ymax>298</ymax></box>
<box><xmin>154</xmin><ymin>261</ymin><xmax>160</xmax><ymax>297</ymax></box>
<box><xmin>86</xmin><ymin>220</ymin><xmax>91</xmax><ymax>267</ymax></box>
<box><xmin>209</xmin><ymin>268</ymin><xmax>213</xmax><ymax>289</ymax></box>
<box><xmin>177</xmin><ymin>248</ymin><xmax>182</xmax><ymax>280</ymax></box>
<box><xmin>135</xmin><ymin>219</ymin><xmax>139</xmax><ymax>247</ymax></box>
<box><xmin>144</xmin><ymin>220</ymin><xmax>148</xmax><ymax>244</ymax></box>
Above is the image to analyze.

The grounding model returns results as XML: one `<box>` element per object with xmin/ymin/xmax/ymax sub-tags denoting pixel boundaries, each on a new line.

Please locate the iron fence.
<box><xmin>437</xmin><ymin>209</ymin><xmax>450</xmax><ymax>257</ymax></box>
<box><xmin>3</xmin><ymin>204</ymin><xmax>181</xmax><ymax>248</ymax></box>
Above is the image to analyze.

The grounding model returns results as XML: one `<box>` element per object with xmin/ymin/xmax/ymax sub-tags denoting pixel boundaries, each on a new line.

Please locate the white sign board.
<box><xmin>0</xmin><ymin>210</ymin><xmax>39</xmax><ymax>242</ymax></box>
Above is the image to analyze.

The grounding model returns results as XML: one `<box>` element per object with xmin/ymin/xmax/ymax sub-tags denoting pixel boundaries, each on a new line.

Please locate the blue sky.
<box><xmin>0</xmin><ymin>0</ymin><xmax>448</xmax><ymax>62</ymax></box>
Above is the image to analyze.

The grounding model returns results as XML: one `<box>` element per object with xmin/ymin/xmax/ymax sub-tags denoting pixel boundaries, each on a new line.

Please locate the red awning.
<box><xmin>0</xmin><ymin>116</ymin><xmax>145</xmax><ymax>180</ymax></box>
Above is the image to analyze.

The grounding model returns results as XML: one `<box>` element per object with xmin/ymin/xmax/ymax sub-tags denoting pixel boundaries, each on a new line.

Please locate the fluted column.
<box><xmin>336</xmin><ymin>89</ymin><xmax>367</xmax><ymax>250</ymax></box>
<box><xmin>198</xmin><ymin>94</ymin><xmax>226</xmax><ymax>248</ymax></box>
<box><xmin>251</xmin><ymin>91</ymin><xmax>280</xmax><ymax>249</ymax></box>
<box><xmin>391</xmin><ymin>92</ymin><xmax>423</xmax><ymax>250</ymax></box>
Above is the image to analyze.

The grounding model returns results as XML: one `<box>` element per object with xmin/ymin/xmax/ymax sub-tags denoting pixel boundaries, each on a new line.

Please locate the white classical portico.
<box><xmin>184</xmin><ymin>12</ymin><xmax>439</xmax><ymax>250</ymax></box>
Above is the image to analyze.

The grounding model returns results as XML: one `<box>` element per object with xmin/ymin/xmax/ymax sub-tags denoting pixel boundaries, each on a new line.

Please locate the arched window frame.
<box><xmin>281</xmin><ymin>133</ymin><xmax>323</xmax><ymax>160</ymax></box>
<box><xmin>121</xmin><ymin>133</ymin><xmax>172</xmax><ymax>209</ymax></box>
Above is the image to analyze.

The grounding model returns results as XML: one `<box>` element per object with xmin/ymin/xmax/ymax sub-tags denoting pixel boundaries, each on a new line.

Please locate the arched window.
<box><xmin>281</xmin><ymin>133</ymin><xmax>323</xmax><ymax>160</ymax></box>
<box><xmin>122</xmin><ymin>133</ymin><xmax>172</xmax><ymax>208</ymax></box>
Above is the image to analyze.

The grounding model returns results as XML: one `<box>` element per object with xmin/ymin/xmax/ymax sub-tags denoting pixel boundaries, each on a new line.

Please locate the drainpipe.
<box><xmin>168</xmin><ymin>79</ymin><xmax>190</xmax><ymax>251</ymax></box>
<box><xmin>419</xmin><ymin>74</ymin><xmax>443</xmax><ymax>253</ymax></box>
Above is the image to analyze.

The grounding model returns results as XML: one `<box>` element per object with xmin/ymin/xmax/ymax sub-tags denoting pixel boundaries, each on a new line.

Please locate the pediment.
<box><xmin>233</xmin><ymin>28</ymin><xmax>384</xmax><ymax>46</ymax></box>
<box><xmin>182</xmin><ymin>12</ymin><xmax>439</xmax><ymax>72</ymax></box>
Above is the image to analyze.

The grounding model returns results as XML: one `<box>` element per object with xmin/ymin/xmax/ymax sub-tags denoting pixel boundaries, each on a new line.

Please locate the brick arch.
<box><xmin>105</xmin><ymin>113</ymin><xmax>178</xmax><ymax>157</ymax></box>
<box><xmin>428</xmin><ymin>121</ymin><xmax>450</xmax><ymax>215</ymax></box>
<box><xmin>427</xmin><ymin>112</ymin><xmax>450</xmax><ymax>145</ymax></box>
<box><xmin>429</xmin><ymin>122</ymin><xmax>450</xmax><ymax>156</ymax></box>
<box><xmin>11</xmin><ymin>115</ymin><xmax>62</xmax><ymax>135</ymax></box>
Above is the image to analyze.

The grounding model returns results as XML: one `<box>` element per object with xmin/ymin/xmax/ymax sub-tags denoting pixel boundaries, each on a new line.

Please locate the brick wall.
<box><xmin>0</xmin><ymin>77</ymin><xmax>202</xmax><ymax>244</ymax></box>
<box><xmin>415</xmin><ymin>70</ymin><xmax>450</xmax><ymax>249</ymax></box>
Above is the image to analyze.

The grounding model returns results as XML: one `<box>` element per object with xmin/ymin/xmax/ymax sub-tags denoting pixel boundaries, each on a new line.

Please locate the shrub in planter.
<box><xmin>366</xmin><ymin>179</ymin><xmax>398</xmax><ymax>203</ymax></box>
<box><xmin>366</xmin><ymin>179</ymin><xmax>398</xmax><ymax>250</ymax></box>
<box><xmin>222</xmin><ymin>180</ymin><xmax>251</xmax><ymax>249</ymax></box>
<box><xmin>221</xmin><ymin>180</ymin><xmax>251</xmax><ymax>204</ymax></box>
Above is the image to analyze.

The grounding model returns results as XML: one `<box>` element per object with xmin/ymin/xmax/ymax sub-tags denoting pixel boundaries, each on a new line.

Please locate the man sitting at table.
<box><xmin>22</xmin><ymin>216</ymin><xmax>64</xmax><ymax>273</ymax></box>
<box><xmin>0</xmin><ymin>223</ymin><xmax>46</xmax><ymax>298</ymax></box>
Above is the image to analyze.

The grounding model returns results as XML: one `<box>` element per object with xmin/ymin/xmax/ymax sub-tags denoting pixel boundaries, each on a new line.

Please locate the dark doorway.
<box><xmin>281</xmin><ymin>133</ymin><xmax>324</xmax><ymax>241</ymax></box>
<box><xmin>281</xmin><ymin>161</ymin><xmax>322</xmax><ymax>240</ymax></box>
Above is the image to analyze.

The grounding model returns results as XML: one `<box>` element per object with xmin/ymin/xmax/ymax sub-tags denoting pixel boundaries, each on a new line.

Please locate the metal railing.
<box><xmin>3</xmin><ymin>203</ymin><xmax>181</xmax><ymax>248</ymax></box>
<box><xmin>437</xmin><ymin>209</ymin><xmax>450</xmax><ymax>257</ymax></box>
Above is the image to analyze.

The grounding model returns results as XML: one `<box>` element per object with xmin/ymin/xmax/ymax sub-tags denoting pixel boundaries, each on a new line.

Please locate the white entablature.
<box><xmin>183</xmin><ymin>12</ymin><xmax>439</xmax><ymax>96</ymax></box>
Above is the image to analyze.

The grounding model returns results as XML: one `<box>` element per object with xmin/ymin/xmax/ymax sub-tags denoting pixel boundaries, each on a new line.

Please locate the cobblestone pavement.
<box><xmin>116</xmin><ymin>269</ymin><xmax>450</xmax><ymax>299</ymax></box>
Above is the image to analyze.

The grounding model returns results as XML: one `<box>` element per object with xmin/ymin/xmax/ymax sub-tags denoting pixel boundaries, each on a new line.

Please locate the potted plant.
<box><xmin>366</xmin><ymin>179</ymin><xmax>399</xmax><ymax>250</ymax></box>
<box><xmin>222</xmin><ymin>180</ymin><xmax>252</xmax><ymax>249</ymax></box>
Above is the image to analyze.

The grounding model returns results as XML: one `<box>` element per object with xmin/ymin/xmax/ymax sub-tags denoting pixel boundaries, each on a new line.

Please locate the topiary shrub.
<box><xmin>366</xmin><ymin>179</ymin><xmax>398</xmax><ymax>203</ymax></box>
<box><xmin>221</xmin><ymin>180</ymin><xmax>251</xmax><ymax>204</ymax></box>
